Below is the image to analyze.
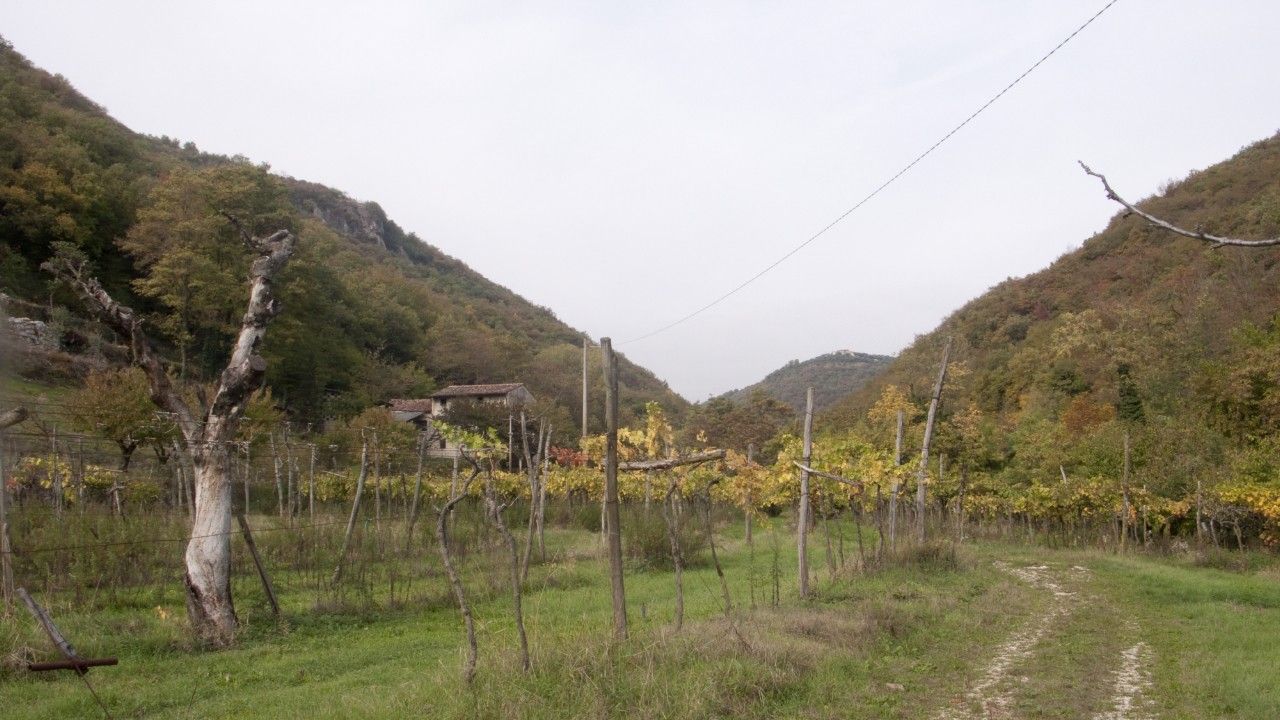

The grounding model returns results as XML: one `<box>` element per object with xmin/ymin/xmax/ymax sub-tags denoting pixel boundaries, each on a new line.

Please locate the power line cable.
<box><xmin>622</xmin><ymin>0</ymin><xmax>1121</xmax><ymax>345</ymax></box>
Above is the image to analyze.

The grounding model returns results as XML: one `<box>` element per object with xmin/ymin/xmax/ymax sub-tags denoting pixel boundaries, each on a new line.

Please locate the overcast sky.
<box><xmin>5</xmin><ymin>1</ymin><xmax>1279</xmax><ymax>400</ymax></box>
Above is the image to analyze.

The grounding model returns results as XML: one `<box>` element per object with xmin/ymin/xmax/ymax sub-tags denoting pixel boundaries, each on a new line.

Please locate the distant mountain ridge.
<box><xmin>721</xmin><ymin>350</ymin><xmax>893</xmax><ymax>412</ymax></box>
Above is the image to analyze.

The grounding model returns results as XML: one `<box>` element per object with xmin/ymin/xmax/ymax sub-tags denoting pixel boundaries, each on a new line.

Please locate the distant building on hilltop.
<box><xmin>388</xmin><ymin>383</ymin><xmax>534</xmax><ymax>457</ymax></box>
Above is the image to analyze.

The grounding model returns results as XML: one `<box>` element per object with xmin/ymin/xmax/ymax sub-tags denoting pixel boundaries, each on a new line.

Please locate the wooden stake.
<box><xmin>745</xmin><ymin>443</ymin><xmax>755</xmax><ymax>546</ymax></box>
<box><xmin>0</xmin><ymin>408</ymin><xmax>27</xmax><ymax>614</ymax></box>
<box><xmin>582</xmin><ymin>336</ymin><xmax>589</xmax><ymax>439</ymax></box>
<box><xmin>308</xmin><ymin>443</ymin><xmax>316</xmax><ymax>521</ymax></box>
<box><xmin>332</xmin><ymin>436</ymin><xmax>369</xmax><ymax>586</ymax></box>
<box><xmin>1121</xmin><ymin>430</ymin><xmax>1132</xmax><ymax>551</ymax></box>
<box><xmin>601</xmin><ymin>337</ymin><xmax>628</xmax><ymax>639</ymax></box>
<box><xmin>235</xmin><ymin>514</ymin><xmax>280</xmax><ymax>618</ymax></box>
<box><xmin>798</xmin><ymin>387</ymin><xmax>813</xmax><ymax>599</ymax></box>
<box><xmin>889</xmin><ymin>409</ymin><xmax>904</xmax><ymax>552</ymax></box>
<box><xmin>661</xmin><ymin>476</ymin><xmax>686</xmax><ymax>631</ymax></box>
<box><xmin>915</xmin><ymin>337</ymin><xmax>952</xmax><ymax>544</ymax></box>
<box><xmin>537</xmin><ymin>425</ymin><xmax>550</xmax><ymax>559</ymax></box>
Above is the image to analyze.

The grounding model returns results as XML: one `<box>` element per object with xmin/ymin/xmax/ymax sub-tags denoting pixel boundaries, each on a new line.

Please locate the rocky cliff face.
<box><xmin>289</xmin><ymin>180</ymin><xmax>398</xmax><ymax>253</ymax></box>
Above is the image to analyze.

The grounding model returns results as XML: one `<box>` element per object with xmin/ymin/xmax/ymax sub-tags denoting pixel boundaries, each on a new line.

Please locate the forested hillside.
<box><xmin>722</xmin><ymin>350</ymin><xmax>892</xmax><ymax>412</ymax></box>
<box><xmin>822</xmin><ymin>133</ymin><xmax>1280</xmax><ymax>536</ymax></box>
<box><xmin>0</xmin><ymin>38</ymin><xmax>686</xmax><ymax>428</ymax></box>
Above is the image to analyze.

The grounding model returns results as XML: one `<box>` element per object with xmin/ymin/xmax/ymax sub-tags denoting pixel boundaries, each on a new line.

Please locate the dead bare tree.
<box><xmin>437</xmin><ymin>460</ymin><xmax>481</xmax><ymax>683</ymax></box>
<box><xmin>46</xmin><ymin>222</ymin><xmax>294</xmax><ymax>646</ymax></box>
<box><xmin>481</xmin><ymin>457</ymin><xmax>531</xmax><ymax>672</ymax></box>
<box><xmin>518</xmin><ymin>412</ymin><xmax>542</xmax><ymax>584</ymax></box>
<box><xmin>622</xmin><ymin>450</ymin><xmax>726</xmax><ymax>632</ymax></box>
<box><xmin>915</xmin><ymin>337</ymin><xmax>953</xmax><ymax>544</ymax></box>
<box><xmin>1081</xmin><ymin>162</ymin><xmax>1280</xmax><ymax>247</ymax></box>
<box><xmin>699</xmin><ymin>479</ymin><xmax>733</xmax><ymax>617</ymax></box>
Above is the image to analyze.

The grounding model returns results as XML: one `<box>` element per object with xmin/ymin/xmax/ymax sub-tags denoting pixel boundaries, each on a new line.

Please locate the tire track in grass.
<box><xmin>1092</xmin><ymin>640</ymin><xmax>1154</xmax><ymax>720</ymax></box>
<box><xmin>934</xmin><ymin>563</ymin><xmax>1082</xmax><ymax>720</ymax></box>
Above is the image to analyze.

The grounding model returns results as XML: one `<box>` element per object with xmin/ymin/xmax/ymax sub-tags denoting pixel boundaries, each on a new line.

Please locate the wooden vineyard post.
<box><xmin>1</xmin><ymin>406</ymin><xmax>28</xmax><ymax>614</ymax></box>
<box><xmin>582</xmin><ymin>336</ymin><xmax>589</xmax><ymax>439</ymax></box>
<box><xmin>1121</xmin><ymin>430</ymin><xmax>1132</xmax><ymax>551</ymax></box>
<box><xmin>798</xmin><ymin>387</ymin><xmax>814</xmax><ymax>599</ymax></box>
<box><xmin>888</xmin><ymin>409</ymin><xmax>904</xmax><ymax>552</ymax></box>
<box><xmin>600</xmin><ymin>337</ymin><xmax>627</xmax><ymax>639</ymax></box>
<box><xmin>915</xmin><ymin>337</ymin><xmax>952</xmax><ymax>544</ymax></box>
<box><xmin>18</xmin><ymin>586</ymin><xmax>117</xmax><ymax>718</ymax></box>
<box><xmin>236</xmin><ymin>514</ymin><xmax>280</xmax><ymax>618</ymax></box>
<box><xmin>745</xmin><ymin>442</ymin><xmax>755</xmax><ymax>546</ymax></box>
<box><xmin>332</xmin><ymin>435</ymin><xmax>370</xmax><ymax>586</ymax></box>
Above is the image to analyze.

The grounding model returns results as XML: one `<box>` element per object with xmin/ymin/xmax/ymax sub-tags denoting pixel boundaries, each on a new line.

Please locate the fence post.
<box><xmin>236</xmin><ymin>514</ymin><xmax>280</xmax><ymax>618</ymax></box>
<box><xmin>798</xmin><ymin>387</ymin><xmax>813</xmax><ymax>599</ymax></box>
<box><xmin>601</xmin><ymin>337</ymin><xmax>627</xmax><ymax>639</ymax></box>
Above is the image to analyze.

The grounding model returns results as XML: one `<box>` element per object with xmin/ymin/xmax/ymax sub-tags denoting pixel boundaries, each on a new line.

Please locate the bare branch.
<box><xmin>792</xmin><ymin>462</ymin><xmax>862</xmax><ymax>490</ymax></box>
<box><xmin>0</xmin><ymin>407</ymin><xmax>28</xmax><ymax>431</ymax></box>
<box><xmin>205</xmin><ymin>228</ymin><xmax>295</xmax><ymax>441</ymax></box>
<box><xmin>218</xmin><ymin>210</ymin><xmax>254</xmax><ymax>248</ymax></box>
<box><xmin>1080</xmin><ymin>162</ymin><xmax>1280</xmax><ymax>248</ymax></box>
<box><xmin>45</xmin><ymin>254</ymin><xmax>201</xmax><ymax>443</ymax></box>
<box><xmin>619</xmin><ymin>449</ymin><xmax>726</xmax><ymax>472</ymax></box>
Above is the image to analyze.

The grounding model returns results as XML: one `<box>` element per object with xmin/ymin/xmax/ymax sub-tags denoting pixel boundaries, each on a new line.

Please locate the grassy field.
<box><xmin>4</xmin><ymin>517</ymin><xmax>1278</xmax><ymax>719</ymax></box>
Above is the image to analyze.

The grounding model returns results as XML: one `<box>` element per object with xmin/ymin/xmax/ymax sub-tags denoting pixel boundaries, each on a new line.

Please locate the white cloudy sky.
<box><xmin>5</xmin><ymin>1</ymin><xmax>1279</xmax><ymax>400</ymax></box>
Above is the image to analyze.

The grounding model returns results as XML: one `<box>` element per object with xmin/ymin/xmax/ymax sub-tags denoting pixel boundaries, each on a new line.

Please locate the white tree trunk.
<box><xmin>183</xmin><ymin>448</ymin><xmax>236</xmax><ymax>645</ymax></box>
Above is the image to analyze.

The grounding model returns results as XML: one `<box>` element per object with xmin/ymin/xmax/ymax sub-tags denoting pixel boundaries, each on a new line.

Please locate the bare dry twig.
<box><xmin>1080</xmin><ymin>162</ymin><xmax>1280</xmax><ymax>248</ymax></box>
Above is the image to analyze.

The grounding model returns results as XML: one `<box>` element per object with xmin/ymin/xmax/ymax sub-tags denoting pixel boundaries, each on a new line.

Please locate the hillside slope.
<box><xmin>823</xmin><ymin>132</ymin><xmax>1280</xmax><ymax>493</ymax></box>
<box><xmin>0</xmin><ymin>38</ymin><xmax>686</xmax><ymax>428</ymax></box>
<box><xmin>722</xmin><ymin>350</ymin><xmax>892</xmax><ymax>412</ymax></box>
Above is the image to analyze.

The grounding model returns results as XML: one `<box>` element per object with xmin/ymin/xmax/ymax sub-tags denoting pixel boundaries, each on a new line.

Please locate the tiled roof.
<box><xmin>429</xmin><ymin>383</ymin><xmax>526</xmax><ymax>399</ymax></box>
<box><xmin>387</xmin><ymin>398</ymin><xmax>434</xmax><ymax>412</ymax></box>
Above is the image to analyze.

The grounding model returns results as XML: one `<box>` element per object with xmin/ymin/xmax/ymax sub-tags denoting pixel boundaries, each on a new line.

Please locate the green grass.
<box><xmin>4</xmin><ymin>517</ymin><xmax>1279</xmax><ymax>719</ymax></box>
<box><xmin>1094</xmin><ymin>552</ymin><xmax>1280</xmax><ymax>718</ymax></box>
